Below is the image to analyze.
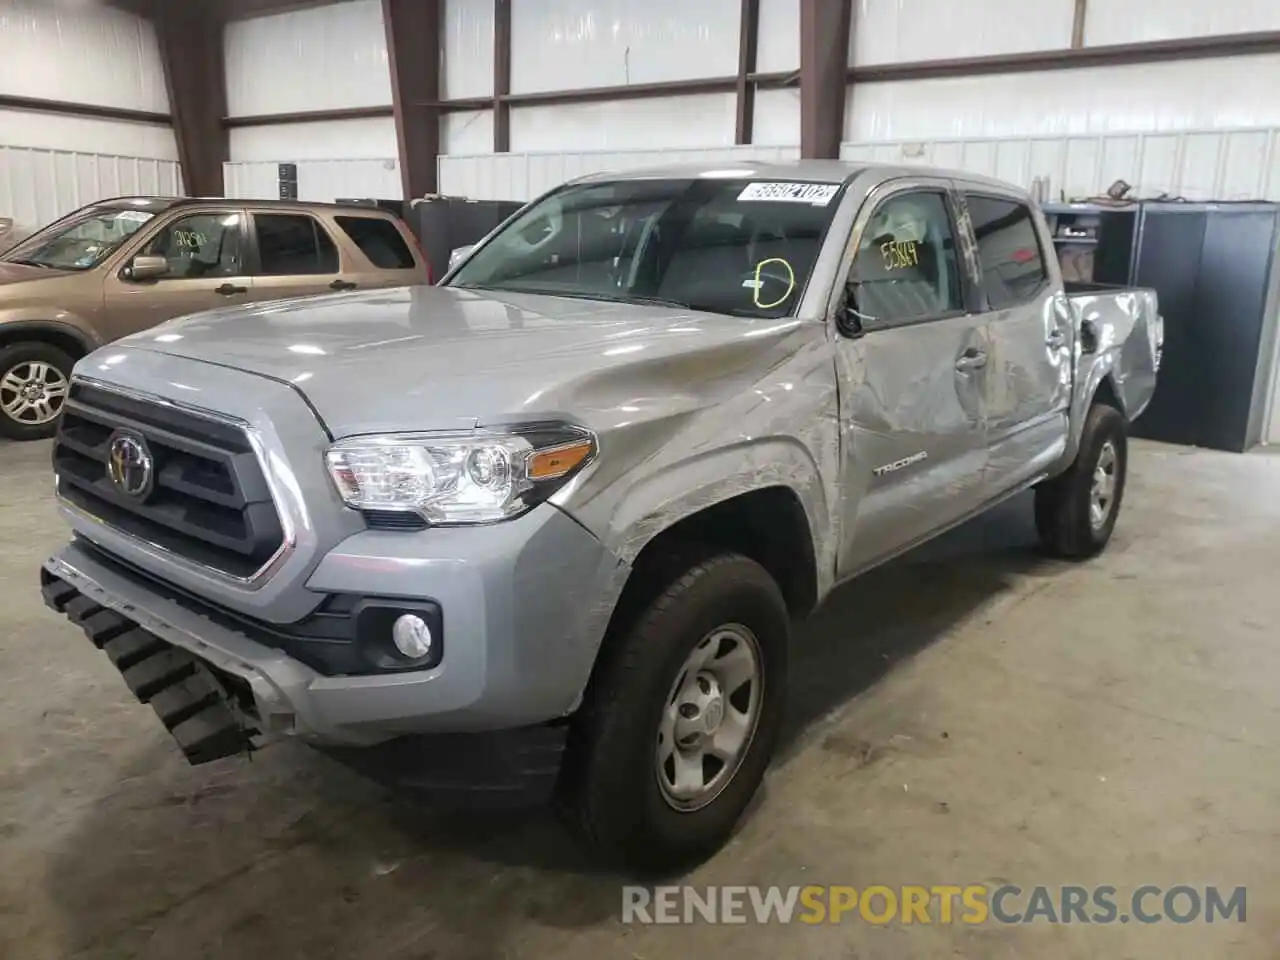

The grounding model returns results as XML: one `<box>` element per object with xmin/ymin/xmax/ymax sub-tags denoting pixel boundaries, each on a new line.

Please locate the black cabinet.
<box><xmin>1045</xmin><ymin>201</ymin><xmax>1280</xmax><ymax>452</ymax></box>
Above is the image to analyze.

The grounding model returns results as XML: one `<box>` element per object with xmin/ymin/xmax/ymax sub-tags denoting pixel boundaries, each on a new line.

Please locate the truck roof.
<box><xmin>572</xmin><ymin>159</ymin><xmax>1030</xmax><ymax>198</ymax></box>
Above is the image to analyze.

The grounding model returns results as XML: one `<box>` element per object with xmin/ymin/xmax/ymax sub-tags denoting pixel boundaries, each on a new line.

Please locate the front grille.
<box><xmin>53</xmin><ymin>383</ymin><xmax>285</xmax><ymax>580</ymax></box>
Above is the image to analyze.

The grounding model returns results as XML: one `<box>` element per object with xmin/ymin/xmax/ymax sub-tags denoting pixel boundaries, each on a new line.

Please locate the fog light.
<box><xmin>391</xmin><ymin>614</ymin><xmax>433</xmax><ymax>660</ymax></box>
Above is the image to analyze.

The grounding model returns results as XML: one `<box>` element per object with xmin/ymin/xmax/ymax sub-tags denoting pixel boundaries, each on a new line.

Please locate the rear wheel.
<box><xmin>1035</xmin><ymin>403</ymin><xmax>1128</xmax><ymax>559</ymax></box>
<box><xmin>561</xmin><ymin>552</ymin><xmax>789</xmax><ymax>874</ymax></box>
<box><xmin>0</xmin><ymin>342</ymin><xmax>74</xmax><ymax>440</ymax></box>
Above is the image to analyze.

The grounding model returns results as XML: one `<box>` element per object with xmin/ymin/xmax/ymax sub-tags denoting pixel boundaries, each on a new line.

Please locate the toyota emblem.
<box><xmin>107</xmin><ymin>432</ymin><xmax>154</xmax><ymax>499</ymax></box>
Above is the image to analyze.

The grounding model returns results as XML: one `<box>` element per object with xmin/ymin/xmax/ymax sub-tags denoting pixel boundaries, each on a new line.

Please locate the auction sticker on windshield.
<box><xmin>738</xmin><ymin>182</ymin><xmax>840</xmax><ymax>206</ymax></box>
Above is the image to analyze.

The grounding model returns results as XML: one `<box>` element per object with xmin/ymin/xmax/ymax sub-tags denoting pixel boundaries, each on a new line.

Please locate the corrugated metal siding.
<box><xmin>510</xmin><ymin>0</ymin><xmax>742</xmax><ymax>93</ymax></box>
<box><xmin>840</xmin><ymin>127</ymin><xmax>1280</xmax><ymax>202</ymax></box>
<box><xmin>511</xmin><ymin>94</ymin><xmax>739</xmax><ymax>153</ymax></box>
<box><xmin>443</xmin><ymin>0</ymin><xmax>495</xmax><ymax>98</ymax></box>
<box><xmin>756</xmin><ymin>0</ymin><xmax>800</xmax><ymax>73</ymax></box>
<box><xmin>224</xmin><ymin>159</ymin><xmax>401</xmax><ymax>202</ymax></box>
<box><xmin>1085</xmin><ymin>0</ymin><xmax>1280</xmax><ymax>45</ymax></box>
<box><xmin>851</xmin><ymin>0</ymin><xmax>1075</xmax><ymax>65</ymax></box>
<box><xmin>0</xmin><ymin>0</ymin><xmax>168</xmax><ymax>112</ymax></box>
<box><xmin>0</xmin><ymin>146</ymin><xmax>181</xmax><ymax>238</ymax></box>
<box><xmin>442</xmin><ymin>111</ymin><xmax>496</xmax><ymax>156</ymax></box>
<box><xmin>0</xmin><ymin>109</ymin><xmax>177</xmax><ymax>160</ymax></box>
<box><xmin>224</xmin><ymin>0</ymin><xmax>391</xmax><ymax>116</ymax></box>
<box><xmin>229</xmin><ymin>119</ymin><xmax>399</xmax><ymax>163</ymax></box>
<box><xmin>846</xmin><ymin>55</ymin><xmax>1280</xmax><ymax>142</ymax></box>
<box><xmin>438</xmin><ymin>144</ymin><xmax>802</xmax><ymax>201</ymax></box>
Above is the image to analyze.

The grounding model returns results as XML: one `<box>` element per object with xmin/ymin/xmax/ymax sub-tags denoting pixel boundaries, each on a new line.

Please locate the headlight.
<box><xmin>325</xmin><ymin>423</ymin><xmax>596</xmax><ymax>525</ymax></box>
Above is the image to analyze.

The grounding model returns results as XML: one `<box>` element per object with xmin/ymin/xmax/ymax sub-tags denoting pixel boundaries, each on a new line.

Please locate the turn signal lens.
<box><xmin>528</xmin><ymin>440</ymin><xmax>594</xmax><ymax>480</ymax></box>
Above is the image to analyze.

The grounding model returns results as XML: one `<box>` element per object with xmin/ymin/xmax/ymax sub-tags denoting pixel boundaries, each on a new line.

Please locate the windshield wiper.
<box><xmin>3</xmin><ymin>257</ymin><xmax>52</xmax><ymax>269</ymax></box>
<box><xmin>459</xmin><ymin>283</ymin><xmax>697</xmax><ymax>311</ymax></box>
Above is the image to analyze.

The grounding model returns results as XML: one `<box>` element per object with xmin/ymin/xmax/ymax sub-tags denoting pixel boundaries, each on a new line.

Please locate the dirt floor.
<box><xmin>1</xmin><ymin>437</ymin><xmax>1278</xmax><ymax>959</ymax></box>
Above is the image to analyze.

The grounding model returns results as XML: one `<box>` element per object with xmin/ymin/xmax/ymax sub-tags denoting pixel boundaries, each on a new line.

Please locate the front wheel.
<box><xmin>561</xmin><ymin>552</ymin><xmax>789</xmax><ymax>874</ymax></box>
<box><xmin>1035</xmin><ymin>403</ymin><xmax>1128</xmax><ymax>559</ymax></box>
<box><xmin>0</xmin><ymin>342</ymin><xmax>75</xmax><ymax>441</ymax></box>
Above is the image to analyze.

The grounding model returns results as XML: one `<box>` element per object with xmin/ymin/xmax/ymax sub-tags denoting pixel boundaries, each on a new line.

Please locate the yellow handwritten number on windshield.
<box><xmin>753</xmin><ymin>258</ymin><xmax>796</xmax><ymax>309</ymax></box>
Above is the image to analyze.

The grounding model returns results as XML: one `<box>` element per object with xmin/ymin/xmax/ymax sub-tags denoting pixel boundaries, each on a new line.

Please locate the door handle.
<box><xmin>215</xmin><ymin>283</ymin><xmax>247</xmax><ymax>296</ymax></box>
<box><xmin>955</xmin><ymin>348</ymin><xmax>987</xmax><ymax>371</ymax></box>
<box><xmin>330</xmin><ymin>279</ymin><xmax>358</xmax><ymax>291</ymax></box>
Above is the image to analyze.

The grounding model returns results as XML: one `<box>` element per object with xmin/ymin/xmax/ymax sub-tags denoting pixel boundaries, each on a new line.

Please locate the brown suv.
<box><xmin>0</xmin><ymin>196</ymin><xmax>430</xmax><ymax>440</ymax></box>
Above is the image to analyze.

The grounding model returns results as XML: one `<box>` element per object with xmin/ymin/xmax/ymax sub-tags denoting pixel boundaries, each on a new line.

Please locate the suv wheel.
<box><xmin>562</xmin><ymin>552</ymin><xmax>789</xmax><ymax>874</ymax></box>
<box><xmin>0</xmin><ymin>342</ymin><xmax>74</xmax><ymax>441</ymax></box>
<box><xmin>1035</xmin><ymin>403</ymin><xmax>1128</xmax><ymax>559</ymax></box>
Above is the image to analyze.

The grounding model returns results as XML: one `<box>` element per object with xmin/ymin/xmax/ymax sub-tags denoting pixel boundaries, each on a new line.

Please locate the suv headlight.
<box><xmin>325</xmin><ymin>423</ymin><xmax>596</xmax><ymax>525</ymax></box>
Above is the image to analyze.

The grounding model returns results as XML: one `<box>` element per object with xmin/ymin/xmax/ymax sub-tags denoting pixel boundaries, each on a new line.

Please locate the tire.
<box><xmin>0</xmin><ymin>342</ymin><xmax>75</xmax><ymax>441</ymax></box>
<box><xmin>1035</xmin><ymin>403</ymin><xmax>1128</xmax><ymax>559</ymax></box>
<box><xmin>561</xmin><ymin>552</ymin><xmax>789</xmax><ymax>875</ymax></box>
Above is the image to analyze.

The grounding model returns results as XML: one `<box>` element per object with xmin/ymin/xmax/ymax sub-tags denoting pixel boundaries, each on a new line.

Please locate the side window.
<box><xmin>141</xmin><ymin>212</ymin><xmax>244</xmax><ymax>280</ymax></box>
<box><xmin>253</xmin><ymin>214</ymin><xmax>339</xmax><ymax>276</ymax></box>
<box><xmin>964</xmin><ymin>195</ymin><xmax>1048</xmax><ymax>309</ymax></box>
<box><xmin>334</xmin><ymin>216</ymin><xmax>417</xmax><ymax>269</ymax></box>
<box><xmin>849</xmin><ymin>191</ymin><xmax>962</xmax><ymax>324</ymax></box>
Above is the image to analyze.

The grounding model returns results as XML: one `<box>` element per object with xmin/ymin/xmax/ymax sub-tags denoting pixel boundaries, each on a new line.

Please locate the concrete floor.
<box><xmin>2</xmin><ymin>437</ymin><xmax>1279</xmax><ymax>959</ymax></box>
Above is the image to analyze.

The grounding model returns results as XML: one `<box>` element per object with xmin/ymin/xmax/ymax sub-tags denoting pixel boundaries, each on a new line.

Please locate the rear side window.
<box><xmin>964</xmin><ymin>195</ymin><xmax>1048</xmax><ymax>309</ymax></box>
<box><xmin>334</xmin><ymin>216</ymin><xmax>417</xmax><ymax>269</ymax></box>
<box><xmin>253</xmin><ymin>214</ymin><xmax>338</xmax><ymax>275</ymax></box>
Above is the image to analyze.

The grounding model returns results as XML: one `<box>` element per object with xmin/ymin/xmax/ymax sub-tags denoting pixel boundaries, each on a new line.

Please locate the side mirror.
<box><xmin>837</xmin><ymin>283</ymin><xmax>875</xmax><ymax>338</ymax></box>
<box><xmin>448</xmin><ymin>245</ymin><xmax>475</xmax><ymax>269</ymax></box>
<box><xmin>125</xmin><ymin>255</ymin><xmax>169</xmax><ymax>281</ymax></box>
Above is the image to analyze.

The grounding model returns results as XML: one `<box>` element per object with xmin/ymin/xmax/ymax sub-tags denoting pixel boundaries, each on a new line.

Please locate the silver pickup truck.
<box><xmin>40</xmin><ymin>161</ymin><xmax>1160</xmax><ymax>872</ymax></box>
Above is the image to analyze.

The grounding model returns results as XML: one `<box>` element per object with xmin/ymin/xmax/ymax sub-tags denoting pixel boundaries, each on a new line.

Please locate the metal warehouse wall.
<box><xmin>223</xmin><ymin>0</ymin><xmax>401</xmax><ymax>200</ymax></box>
<box><xmin>0</xmin><ymin>0</ymin><xmax>180</xmax><ymax>237</ymax></box>
<box><xmin>438</xmin><ymin>0</ymin><xmax>800</xmax><ymax>199</ymax></box>
<box><xmin>843</xmin><ymin>0</ymin><xmax>1280</xmax><ymax>202</ymax></box>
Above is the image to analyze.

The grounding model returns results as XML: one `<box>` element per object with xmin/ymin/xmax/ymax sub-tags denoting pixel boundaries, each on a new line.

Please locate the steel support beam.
<box><xmin>494</xmin><ymin>0</ymin><xmax>512</xmax><ymax>151</ymax></box>
<box><xmin>1072</xmin><ymin>0</ymin><xmax>1088</xmax><ymax>48</ymax></box>
<box><xmin>153</xmin><ymin>2</ymin><xmax>229</xmax><ymax>196</ymax></box>
<box><xmin>799</xmin><ymin>0</ymin><xmax>852</xmax><ymax>159</ymax></box>
<box><xmin>383</xmin><ymin>0</ymin><xmax>442</xmax><ymax>198</ymax></box>
<box><xmin>735</xmin><ymin>0</ymin><xmax>760</xmax><ymax>144</ymax></box>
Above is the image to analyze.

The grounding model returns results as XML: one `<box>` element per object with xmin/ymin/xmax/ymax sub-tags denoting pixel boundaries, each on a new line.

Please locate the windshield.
<box><xmin>447</xmin><ymin>177</ymin><xmax>844</xmax><ymax>318</ymax></box>
<box><xmin>2</xmin><ymin>207</ymin><xmax>156</xmax><ymax>271</ymax></box>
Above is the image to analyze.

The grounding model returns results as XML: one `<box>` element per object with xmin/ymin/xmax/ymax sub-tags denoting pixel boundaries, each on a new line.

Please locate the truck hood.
<box><xmin>0</xmin><ymin>261</ymin><xmax>71</xmax><ymax>287</ymax></box>
<box><xmin>120</xmin><ymin>285</ymin><xmax>810</xmax><ymax>437</ymax></box>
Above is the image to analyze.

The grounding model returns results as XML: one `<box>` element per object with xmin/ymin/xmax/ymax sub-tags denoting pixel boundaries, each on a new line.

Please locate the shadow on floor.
<box><xmin>43</xmin><ymin>494</ymin><xmax>1058</xmax><ymax>958</ymax></box>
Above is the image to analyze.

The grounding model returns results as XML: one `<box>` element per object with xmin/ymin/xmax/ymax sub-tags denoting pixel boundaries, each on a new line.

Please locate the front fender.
<box><xmin>597</xmin><ymin>435</ymin><xmax>834</xmax><ymax>585</ymax></box>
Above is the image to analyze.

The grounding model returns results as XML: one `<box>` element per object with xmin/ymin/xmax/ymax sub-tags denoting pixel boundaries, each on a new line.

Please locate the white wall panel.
<box><xmin>0</xmin><ymin>0</ymin><xmax>168</xmax><ymax>112</ymax></box>
<box><xmin>443</xmin><ymin>0</ymin><xmax>495</xmax><ymax>98</ymax></box>
<box><xmin>1085</xmin><ymin>0</ymin><xmax>1280</xmax><ymax>46</ymax></box>
<box><xmin>230</xmin><ymin>118</ymin><xmax>399</xmax><ymax>162</ymax></box>
<box><xmin>0</xmin><ymin>109</ymin><xmax>177</xmax><ymax>161</ymax></box>
<box><xmin>225</xmin><ymin>0</ymin><xmax>390</xmax><ymax>116</ymax></box>
<box><xmin>851</xmin><ymin>0</ymin><xmax>1075</xmax><ymax>65</ymax></box>
<box><xmin>439</xmin><ymin>144</ymin><xmax>801</xmax><ymax>201</ymax></box>
<box><xmin>840</xmin><ymin>127</ymin><xmax>1280</xmax><ymax>202</ymax></box>
<box><xmin>510</xmin><ymin>0</ymin><xmax>741</xmax><ymax>93</ymax></box>
<box><xmin>756</xmin><ymin>0</ymin><xmax>799</xmax><ymax>73</ymax></box>
<box><xmin>0</xmin><ymin>146</ymin><xmax>181</xmax><ymax>239</ymax></box>
<box><xmin>511</xmin><ymin>94</ymin><xmax>737</xmax><ymax>152</ymax></box>
<box><xmin>442</xmin><ymin>111</ymin><xmax>495</xmax><ymax>156</ymax></box>
<box><xmin>224</xmin><ymin>159</ymin><xmax>401</xmax><ymax>202</ymax></box>
<box><xmin>754</xmin><ymin>88</ymin><xmax>800</xmax><ymax>146</ymax></box>
<box><xmin>846</xmin><ymin>55</ymin><xmax>1280</xmax><ymax>142</ymax></box>
<box><xmin>227</xmin><ymin>117</ymin><xmax>402</xmax><ymax>201</ymax></box>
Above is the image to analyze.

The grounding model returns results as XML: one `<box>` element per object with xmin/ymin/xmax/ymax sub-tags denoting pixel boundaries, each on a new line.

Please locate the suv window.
<box><xmin>141</xmin><ymin>212</ymin><xmax>244</xmax><ymax>280</ymax></box>
<box><xmin>253</xmin><ymin>214</ymin><xmax>339</xmax><ymax>275</ymax></box>
<box><xmin>849</xmin><ymin>191</ymin><xmax>962</xmax><ymax>324</ymax></box>
<box><xmin>334</xmin><ymin>216</ymin><xmax>416</xmax><ymax>269</ymax></box>
<box><xmin>964</xmin><ymin>194</ymin><xmax>1048</xmax><ymax>309</ymax></box>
